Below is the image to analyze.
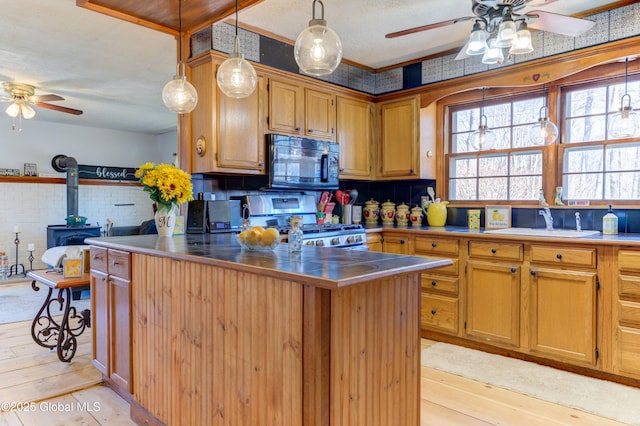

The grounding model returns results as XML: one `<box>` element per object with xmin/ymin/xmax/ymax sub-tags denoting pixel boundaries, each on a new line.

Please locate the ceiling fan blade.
<box><xmin>385</xmin><ymin>16</ymin><xmax>474</xmax><ymax>39</ymax></box>
<box><xmin>35</xmin><ymin>102</ymin><xmax>83</xmax><ymax>115</ymax></box>
<box><xmin>28</xmin><ymin>94</ymin><xmax>64</xmax><ymax>103</ymax></box>
<box><xmin>527</xmin><ymin>10</ymin><xmax>595</xmax><ymax>37</ymax></box>
<box><xmin>527</xmin><ymin>0</ymin><xmax>560</xmax><ymax>6</ymax></box>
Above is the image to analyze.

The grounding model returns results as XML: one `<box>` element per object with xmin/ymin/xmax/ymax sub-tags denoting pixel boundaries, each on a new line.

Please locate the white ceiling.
<box><xmin>0</xmin><ymin>0</ymin><xmax>621</xmax><ymax>135</ymax></box>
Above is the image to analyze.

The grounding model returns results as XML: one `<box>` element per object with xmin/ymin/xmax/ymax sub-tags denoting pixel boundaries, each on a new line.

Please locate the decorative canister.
<box><xmin>395</xmin><ymin>203</ymin><xmax>410</xmax><ymax>225</ymax></box>
<box><xmin>381</xmin><ymin>200</ymin><xmax>396</xmax><ymax>225</ymax></box>
<box><xmin>410</xmin><ymin>205</ymin><xmax>424</xmax><ymax>226</ymax></box>
<box><xmin>427</xmin><ymin>201</ymin><xmax>449</xmax><ymax>227</ymax></box>
<box><xmin>364</xmin><ymin>199</ymin><xmax>380</xmax><ymax>223</ymax></box>
<box><xmin>467</xmin><ymin>209</ymin><xmax>481</xmax><ymax>230</ymax></box>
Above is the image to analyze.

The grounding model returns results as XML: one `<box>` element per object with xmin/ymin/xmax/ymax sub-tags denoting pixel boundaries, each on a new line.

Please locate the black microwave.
<box><xmin>267</xmin><ymin>134</ymin><xmax>339</xmax><ymax>190</ymax></box>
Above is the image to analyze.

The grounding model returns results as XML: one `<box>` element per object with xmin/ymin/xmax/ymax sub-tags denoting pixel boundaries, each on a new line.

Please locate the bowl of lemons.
<box><xmin>236</xmin><ymin>226</ymin><xmax>282</xmax><ymax>251</ymax></box>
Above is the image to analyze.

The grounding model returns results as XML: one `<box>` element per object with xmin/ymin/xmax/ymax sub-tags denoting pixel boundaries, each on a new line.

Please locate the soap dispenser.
<box><xmin>603</xmin><ymin>205</ymin><xmax>618</xmax><ymax>235</ymax></box>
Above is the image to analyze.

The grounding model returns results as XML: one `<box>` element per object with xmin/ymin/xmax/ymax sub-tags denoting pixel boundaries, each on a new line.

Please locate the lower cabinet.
<box><xmin>90</xmin><ymin>246</ymin><xmax>132</xmax><ymax>398</ymax></box>
<box><xmin>382</xmin><ymin>233</ymin><xmax>412</xmax><ymax>254</ymax></box>
<box><xmin>366</xmin><ymin>232</ymin><xmax>382</xmax><ymax>252</ymax></box>
<box><xmin>614</xmin><ymin>248</ymin><xmax>640</xmax><ymax>379</ymax></box>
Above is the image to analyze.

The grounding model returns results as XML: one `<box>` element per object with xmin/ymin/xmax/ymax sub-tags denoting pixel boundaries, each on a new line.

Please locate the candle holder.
<box><xmin>28</xmin><ymin>249</ymin><xmax>34</xmax><ymax>271</ymax></box>
<box><xmin>8</xmin><ymin>232</ymin><xmax>26</xmax><ymax>278</ymax></box>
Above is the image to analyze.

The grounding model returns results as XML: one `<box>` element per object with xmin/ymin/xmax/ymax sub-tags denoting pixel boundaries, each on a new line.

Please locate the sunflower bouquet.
<box><xmin>135</xmin><ymin>162</ymin><xmax>194</xmax><ymax>211</ymax></box>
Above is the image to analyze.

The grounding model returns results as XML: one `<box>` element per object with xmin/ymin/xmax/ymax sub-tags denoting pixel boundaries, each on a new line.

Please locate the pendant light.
<box><xmin>482</xmin><ymin>36</ymin><xmax>503</xmax><ymax>65</ymax></box>
<box><xmin>162</xmin><ymin>0</ymin><xmax>198</xmax><ymax>114</ymax></box>
<box><xmin>216</xmin><ymin>0</ymin><xmax>258</xmax><ymax>99</ymax></box>
<box><xmin>469</xmin><ymin>88</ymin><xmax>496</xmax><ymax>151</ymax></box>
<box><xmin>509</xmin><ymin>21</ymin><xmax>533</xmax><ymax>55</ymax></box>
<box><xmin>465</xmin><ymin>21</ymin><xmax>488</xmax><ymax>56</ymax></box>
<box><xmin>495</xmin><ymin>8</ymin><xmax>517</xmax><ymax>48</ymax></box>
<box><xmin>609</xmin><ymin>57</ymin><xmax>640</xmax><ymax>139</ymax></box>
<box><xmin>529</xmin><ymin>90</ymin><xmax>558</xmax><ymax>145</ymax></box>
<box><xmin>294</xmin><ymin>0</ymin><xmax>343</xmax><ymax>76</ymax></box>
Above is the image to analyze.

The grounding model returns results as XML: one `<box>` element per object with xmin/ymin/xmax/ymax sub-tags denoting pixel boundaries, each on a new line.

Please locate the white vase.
<box><xmin>155</xmin><ymin>204</ymin><xmax>178</xmax><ymax>237</ymax></box>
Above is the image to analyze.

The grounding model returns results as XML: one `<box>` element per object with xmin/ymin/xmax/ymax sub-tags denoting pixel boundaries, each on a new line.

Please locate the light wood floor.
<box><xmin>0</xmin><ymin>317</ymin><xmax>628</xmax><ymax>425</ymax></box>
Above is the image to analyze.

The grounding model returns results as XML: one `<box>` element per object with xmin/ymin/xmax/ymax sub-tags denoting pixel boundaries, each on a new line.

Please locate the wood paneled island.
<box><xmin>86</xmin><ymin>234</ymin><xmax>451</xmax><ymax>426</ymax></box>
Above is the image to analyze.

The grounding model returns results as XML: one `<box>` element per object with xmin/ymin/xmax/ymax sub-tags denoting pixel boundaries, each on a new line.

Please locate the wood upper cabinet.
<box><xmin>336</xmin><ymin>96</ymin><xmax>372</xmax><ymax>179</ymax></box>
<box><xmin>268</xmin><ymin>77</ymin><xmax>335</xmax><ymax>140</ymax></box>
<box><xmin>190</xmin><ymin>55</ymin><xmax>266</xmax><ymax>174</ymax></box>
<box><xmin>377</xmin><ymin>95</ymin><xmax>419</xmax><ymax>179</ymax></box>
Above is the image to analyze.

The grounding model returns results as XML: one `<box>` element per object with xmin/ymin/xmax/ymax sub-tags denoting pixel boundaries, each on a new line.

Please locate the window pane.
<box><xmin>451</xmin><ymin>108</ymin><xmax>478</xmax><ymax>133</ymax></box>
<box><xmin>564</xmin><ymin>147</ymin><xmax>603</xmax><ymax>173</ymax></box>
<box><xmin>513</xmin><ymin>98</ymin><xmax>541</xmax><ymax>125</ymax></box>
<box><xmin>510</xmin><ymin>176</ymin><xmax>541</xmax><ymax>200</ymax></box>
<box><xmin>565</xmin><ymin>173</ymin><xmax>603</xmax><ymax>199</ymax></box>
<box><xmin>609</xmin><ymin>81</ymin><xmax>640</xmax><ymax>112</ymax></box>
<box><xmin>492</xmin><ymin>127</ymin><xmax>511</xmax><ymax>150</ymax></box>
<box><xmin>565</xmin><ymin>116</ymin><xmax>607</xmax><ymax>143</ymax></box>
<box><xmin>511</xmin><ymin>152</ymin><xmax>543</xmax><ymax>175</ymax></box>
<box><xmin>451</xmin><ymin>157</ymin><xmax>477</xmax><ymax>178</ymax></box>
<box><xmin>513</xmin><ymin>124</ymin><xmax>535</xmax><ymax>148</ymax></box>
<box><xmin>485</xmin><ymin>103</ymin><xmax>511</xmax><ymax>128</ymax></box>
<box><xmin>479</xmin><ymin>177</ymin><xmax>508</xmax><ymax>200</ymax></box>
<box><xmin>566</xmin><ymin>87</ymin><xmax>607</xmax><ymax>117</ymax></box>
<box><xmin>479</xmin><ymin>155</ymin><xmax>508</xmax><ymax>176</ymax></box>
<box><xmin>450</xmin><ymin>178</ymin><xmax>477</xmax><ymax>200</ymax></box>
<box><xmin>605</xmin><ymin>171</ymin><xmax>640</xmax><ymax>199</ymax></box>
<box><xmin>606</xmin><ymin>143</ymin><xmax>640</xmax><ymax>171</ymax></box>
<box><xmin>452</xmin><ymin>133</ymin><xmax>474</xmax><ymax>153</ymax></box>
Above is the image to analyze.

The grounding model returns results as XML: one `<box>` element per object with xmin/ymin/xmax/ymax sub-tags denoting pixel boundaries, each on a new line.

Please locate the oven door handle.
<box><xmin>320</xmin><ymin>154</ymin><xmax>329</xmax><ymax>183</ymax></box>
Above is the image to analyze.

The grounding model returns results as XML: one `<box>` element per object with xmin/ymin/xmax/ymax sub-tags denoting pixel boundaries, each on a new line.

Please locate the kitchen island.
<box><xmin>85</xmin><ymin>233</ymin><xmax>451</xmax><ymax>426</ymax></box>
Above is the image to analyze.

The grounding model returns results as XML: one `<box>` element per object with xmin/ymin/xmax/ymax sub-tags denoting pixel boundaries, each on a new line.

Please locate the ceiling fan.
<box><xmin>386</xmin><ymin>0</ymin><xmax>596</xmax><ymax>63</ymax></box>
<box><xmin>0</xmin><ymin>82</ymin><xmax>83</xmax><ymax>121</ymax></box>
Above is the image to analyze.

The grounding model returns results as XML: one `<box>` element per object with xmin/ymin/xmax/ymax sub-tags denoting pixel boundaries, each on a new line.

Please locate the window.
<box><xmin>448</xmin><ymin>94</ymin><xmax>546</xmax><ymax>201</ymax></box>
<box><xmin>561</xmin><ymin>78</ymin><xmax>640</xmax><ymax>200</ymax></box>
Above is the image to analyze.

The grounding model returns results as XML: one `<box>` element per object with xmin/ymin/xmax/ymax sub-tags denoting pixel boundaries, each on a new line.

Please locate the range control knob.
<box><xmin>331</xmin><ymin>237</ymin><xmax>340</xmax><ymax>246</ymax></box>
<box><xmin>315</xmin><ymin>240</ymin><xmax>324</xmax><ymax>246</ymax></box>
<box><xmin>355</xmin><ymin>235</ymin><xmax>363</xmax><ymax>242</ymax></box>
<box><xmin>305</xmin><ymin>241</ymin><xmax>315</xmax><ymax>246</ymax></box>
<box><xmin>346</xmin><ymin>236</ymin><xmax>355</xmax><ymax>244</ymax></box>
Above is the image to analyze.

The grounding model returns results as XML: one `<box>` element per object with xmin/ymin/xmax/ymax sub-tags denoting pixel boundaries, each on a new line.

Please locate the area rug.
<box><xmin>422</xmin><ymin>342</ymin><xmax>640</xmax><ymax>425</ymax></box>
<box><xmin>0</xmin><ymin>281</ymin><xmax>91</xmax><ymax>325</ymax></box>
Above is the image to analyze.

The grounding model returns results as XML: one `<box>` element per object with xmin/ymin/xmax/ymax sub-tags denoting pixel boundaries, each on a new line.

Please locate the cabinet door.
<box><xmin>90</xmin><ymin>270</ymin><xmax>109</xmax><ymax>375</ymax></box>
<box><xmin>305</xmin><ymin>88</ymin><xmax>334</xmax><ymax>140</ymax></box>
<box><xmin>336</xmin><ymin>96</ymin><xmax>372</xmax><ymax>178</ymax></box>
<box><xmin>378</xmin><ymin>96</ymin><xmax>419</xmax><ymax>178</ymax></box>
<box><xmin>217</xmin><ymin>72</ymin><xmax>266</xmax><ymax>172</ymax></box>
<box><xmin>529</xmin><ymin>267</ymin><xmax>597</xmax><ymax>365</ymax></box>
<box><xmin>268</xmin><ymin>78</ymin><xmax>303</xmax><ymax>135</ymax></box>
<box><xmin>191</xmin><ymin>59</ymin><xmax>218</xmax><ymax>173</ymax></box>
<box><xmin>109</xmin><ymin>275</ymin><xmax>131</xmax><ymax>392</ymax></box>
<box><xmin>382</xmin><ymin>235</ymin><xmax>411</xmax><ymax>254</ymax></box>
<box><xmin>366</xmin><ymin>232</ymin><xmax>382</xmax><ymax>252</ymax></box>
<box><xmin>466</xmin><ymin>261</ymin><xmax>520</xmax><ymax>347</ymax></box>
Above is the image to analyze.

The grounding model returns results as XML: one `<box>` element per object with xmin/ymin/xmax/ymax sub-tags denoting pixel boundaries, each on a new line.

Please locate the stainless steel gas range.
<box><xmin>244</xmin><ymin>194</ymin><xmax>368</xmax><ymax>250</ymax></box>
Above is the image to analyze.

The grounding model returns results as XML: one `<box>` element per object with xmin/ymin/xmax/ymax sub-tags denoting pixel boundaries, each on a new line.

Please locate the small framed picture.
<box><xmin>24</xmin><ymin>163</ymin><xmax>37</xmax><ymax>176</ymax></box>
<box><xmin>485</xmin><ymin>205</ymin><xmax>512</xmax><ymax>229</ymax></box>
<box><xmin>63</xmin><ymin>258</ymin><xmax>83</xmax><ymax>278</ymax></box>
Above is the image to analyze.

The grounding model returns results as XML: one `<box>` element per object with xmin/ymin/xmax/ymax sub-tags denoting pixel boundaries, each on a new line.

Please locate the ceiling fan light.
<box><xmin>162</xmin><ymin>75</ymin><xmax>198</xmax><ymax>114</ymax></box>
<box><xmin>5</xmin><ymin>102</ymin><xmax>20</xmax><ymax>118</ymax></box>
<box><xmin>20</xmin><ymin>102</ymin><xmax>36</xmax><ymax>119</ymax></box>
<box><xmin>495</xmin><ymin>19</ymin><xmax>517</xmax><ymax>48</ymax></box>
<box><xmin>217</xmin><ymin>50</ymin><xmax>258</xmax><ymax>99</ymax></box>
<box><xmin>466</xmin><ymin>26</ymin><xmax>488</xmax><ymax>56</ymax></box>
<box><xmin>294</xmin><ymin>0</ymin><xmax>342</xmax><ymax>76</ymax></box>
<box><xmin>509</xmin><ymin>26</ymin><xmax>533</xmax><ymax>55</ymax></box>
<box><xmin>482</xmin><ymin>38</ymin><xmax>503</xmax><ymax>65</ymax></box>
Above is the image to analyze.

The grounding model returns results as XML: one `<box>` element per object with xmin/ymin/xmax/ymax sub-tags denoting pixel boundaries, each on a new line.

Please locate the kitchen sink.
<box><xmin>483</xmin><ymin>228</ymin><xmax>601</xmax><ymax>238</ymax></box>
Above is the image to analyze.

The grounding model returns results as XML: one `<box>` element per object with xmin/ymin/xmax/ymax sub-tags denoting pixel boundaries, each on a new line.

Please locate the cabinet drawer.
<box><xmin>619</xmin><ymin>250</ymin><xmax>640</xmax><ymax>273</ymax></box>
<box><xmin>414</xmin><ymin>237</ymin><xmax>459</xmax><ymax>256</ymax></box>
<box><xmin>90</xmin><ymin>246</ymin><xmax>108</xmax><ymax>272</ymax></box>
<box><xmin>422</xmin><ymin>274</ymin><xmax>458</xmax><ymax>296</ymax></box>
<box><xmin>618</xmin><ymin>300</ymin><xmax>640</xmax><ymax>327</ymax></box>
<box><xmin>421</xmin><ymin>293</ymin><xmax>458</xmax><ymax>334</ymax></box>
<box><xmin>530</xmin><ymin>245</ymin><xmax>596</xmax><ymax>268</ymax></box>
<box><xmin>619</xmin><ymin>275</ymin><xmax>640</xmax><ymax>299</ymax></box>
<box><xmin>107</xmin><ymin>249</ymin><xmax>131</xmax><ymax>280</ymax></box>
<box><xmin>416</xmin><ymin>254</ymin><xmax>459</xmax><ymax>275</ymax></box>
<box><xmin>469</xmin><ymin>241</ymin><xmax>523</xmax><ymax>261</ymax></box>
<box><xmin>616</xmin><ymin>326</ymin><xmax>640</xmax><ymax>378</ymax></box>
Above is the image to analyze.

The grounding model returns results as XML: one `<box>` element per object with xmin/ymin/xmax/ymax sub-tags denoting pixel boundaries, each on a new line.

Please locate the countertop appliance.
<box><xmin>186</xmin><ymin>200</ymin><xmax>243</xmax><ymax>233</ymax></box>
<box><xmin>267</xmin><ymin>134</ymin><xmax>339</xmax><ymax>190</ymax></box>
<box><xmin>244</xmin><ymin>193</ymin><xmax>367</xmax><ymax>250</ymax></box>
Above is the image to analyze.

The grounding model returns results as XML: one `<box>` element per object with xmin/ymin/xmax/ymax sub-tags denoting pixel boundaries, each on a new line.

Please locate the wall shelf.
<box><xmin>0</xmin><ymin>176</ymin><xmax>141</xmax><ymax>186</ymax></box>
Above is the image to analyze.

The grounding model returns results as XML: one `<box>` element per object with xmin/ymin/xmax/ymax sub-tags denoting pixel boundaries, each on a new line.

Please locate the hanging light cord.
<box><xmin>480</xmin><ymin>87</ymin><xmax>487</xmax><ymax>127</ymax></box>
<box><xmin>235</xmin><ymin>0</ymin><xmax>239</xmax><ymax>37</ymax></box>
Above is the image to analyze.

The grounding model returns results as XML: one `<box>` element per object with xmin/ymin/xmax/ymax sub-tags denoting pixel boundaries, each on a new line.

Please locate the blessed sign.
<box><xmin>78</xmin><ymin>165</ymin><xmax>137</xmax><ymax>181</ymax></box>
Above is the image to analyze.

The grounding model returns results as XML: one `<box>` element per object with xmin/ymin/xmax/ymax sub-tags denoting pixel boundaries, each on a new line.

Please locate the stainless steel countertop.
<box><xmin>85</xmin><ymin>234</ymin><xmax>451</xmax><ymax>289</ymax></box>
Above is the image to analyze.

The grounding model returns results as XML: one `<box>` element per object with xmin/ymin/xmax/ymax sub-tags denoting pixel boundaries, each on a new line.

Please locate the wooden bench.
<box><xmin>28</xmin><ymin>270</ymin><xmax>91</xmax><ymax>362</ymax></box>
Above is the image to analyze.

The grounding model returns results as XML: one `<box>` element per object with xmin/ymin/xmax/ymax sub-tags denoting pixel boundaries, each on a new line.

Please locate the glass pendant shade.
<box><xmin>5</xmin><ymin>101</ymin><xmax>35</xmax><ymax>119</ymax></box>
<box><xmin>162</xmin><ymin>71</ymin><xmax>198</xmax><ymax>114</ymax></box>
<box><xmin>294</xmin><ymin>0</ymin><xmax>342</xmax><ymax>76</ymax></box>
<box><xmin>495</xmin><ymin>16</ymin><xmax>517</xmax><ymax>48</ymax></box>
<box><xmin>609</xmin><ymin>104</ymin><xmax>640</xmax><ymax>139</ymax></box>
<box><xmin>530</xmin><ymin>117</ymin><xmax>558</xmax><ymax>145</ymax></box>
<box><xmin>482</xmin><ymin>38</ymin><xmax>503</xmax><ymax>65</ymax></box>
<box><xmin>469</xmin><ymin>124</ymin><xmax>496</xmax><ymax>151</ymax></box>
<box><xmin>509</xmin><ymin>24</ymin><xmax>533</xmax><ymax>55</ymax></box>
<box><xmin>466</xmin><ymin>22</ymin><xmax>488</xmax><ymax>56</ymax></box>
<box><xmin>217</xmin><ymin>49</ymin><xmax>258</xmax><ymax>99</ymax></box>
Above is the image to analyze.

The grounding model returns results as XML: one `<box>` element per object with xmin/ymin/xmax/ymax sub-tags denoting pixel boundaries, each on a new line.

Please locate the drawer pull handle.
<box><xmin>431</xmin><ymin>281</ymin><xmax>437</xmax><ymax>287</ymax></box>
<box><xmin>531</xmin><ymin>271</ymin><xmax>537</xmax><ymax>276</ymax></box>
<box><xmin>112</xmin><ymin>261</ymin><xmax>119</xmax><ymax>266</ymax></box>
<box><xmin>92</xmin><ymin>255</ymin><xmax>102</xmax><ymax>260</ymax></box>
<box><xmin>511</xmin><ymin>267</ymin><xmax>517</xmax><ymax>273</ymax></box>
<box><xmin>431</xmin><ymin>242</ymin><xmax>437</xmax><ymax>248</ymax></box>
<box><xmin>431</xmin><ymin>309</ymin><xmax>436</xmax><ymax>315</ymax></box>
<box><xmin>556</xmin><ymin>254</ymin><xmax>563</xmax><ymax>260</ymax></box>
<box><xmin>491</xmin><ymin>248</ymin><xmax>497</xmax><ymax>254</ymax></box>
<box><xmin>400</xmin><ymin>239</ymin><xmax>405</xmax><ymax>244</ymax></box>
<box><xmin>101</xmin><ymin>277</ymin><xmax>106</xmax><ymax>282</ymax></box>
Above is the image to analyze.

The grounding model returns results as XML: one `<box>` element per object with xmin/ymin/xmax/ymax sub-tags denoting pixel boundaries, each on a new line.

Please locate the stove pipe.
<box><xmin>51</xmin><ymin>155</ymin><xmax>79</xmax><ymax>219</ymax></box>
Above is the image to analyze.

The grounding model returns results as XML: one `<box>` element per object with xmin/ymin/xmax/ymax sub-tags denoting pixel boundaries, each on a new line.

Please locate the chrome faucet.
<box><xmin>539</xmin><ymin>208</ymin><xmax>554</xmax><ymax>231</ymax></box>
<box><xmin>575</xmin><ymin>212</ymin><xmax>582</xmax><ymax>232</ymax></box>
